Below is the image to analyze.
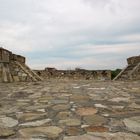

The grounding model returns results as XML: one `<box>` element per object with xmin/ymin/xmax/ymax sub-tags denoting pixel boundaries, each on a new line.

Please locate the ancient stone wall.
<box><xmin>0</xmin><ymin>47</ymin><xmax>42</xmax><ymax>82</ymax></box>
<box><xmin>114</xmin><ymin>55</ymin><xmax>140</xmax><ymax>80</ymax></box>
<box><xmin>11</xmin><ymin>54</ymin><xmax>26</xmax><ymax>64</ymax></box>
<box><xmin>35</xmin><ymin>67</ymin><xmax>111</xmax><ymax>80</ymax></box>
<box><xmin>0</xmin><ymin>48</ymin><xmax>11</xmax><ymax>63</ymax></box>
<box><xmin>127</xmin><ymin>56</ymin><xmax>140</xmax><ymax>65</ymax></box>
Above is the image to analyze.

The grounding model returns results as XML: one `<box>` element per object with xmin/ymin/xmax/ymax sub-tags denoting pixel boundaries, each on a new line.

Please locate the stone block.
<box><xmin>13</xmin><ymin>76</ymin><xmax>20</xmax><ymax>82</ymax></box>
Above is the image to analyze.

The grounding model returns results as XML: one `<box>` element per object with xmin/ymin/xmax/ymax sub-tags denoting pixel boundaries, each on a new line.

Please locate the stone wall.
<box><xmin>0</xmin><ymin>47</ymin><xmax>42</xmax><ymax>82</ymax></box>
<box><xmin>0</xmin><ymin>48</ymin><xmax>11</xmax><ymax>63</ymax></box>
<box><xmin>11</xmin><ymin>54</ymin><xmax>26</xmax><ymax>64</ymax></box>
<box><xmin>35</xmin><ymin>67</ymin><xmax>111</xmax><ymax>80</ymax></box>
<box><xmin>127</xmin><ymin>55</ymin><xmax>140</xmax><ymax>65</ymax></box>
<box><xmin>114</xmin><ymin>55</ymin><xmax>140</xmax><ymax>80</ymax></box>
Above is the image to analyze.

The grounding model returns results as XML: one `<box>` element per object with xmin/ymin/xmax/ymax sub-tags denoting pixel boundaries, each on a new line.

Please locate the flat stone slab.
<box><xmin>109</xmin><ymin>97</ymin><xmax>130</xmax><ymax>102</ymax></box>
<box><xmin>56</xmin><ymin>111</ymin><xmax>73</xmax><ymax>119</ymax></box>
<box><xmin>0</xmin><ymin>117</ymin><xmax>18</xmax><ymax>128</ymax></box>
<box><xmin>59</xmin><ymin>119</ymin><xmax>81</xmax><ymax>126</ymax></box>
<box><xmin>64</xmin><ymin>132</ymin><xmax>140</xmax><ymax>140</ymax></box>
<box><xmin>123</xmin><ymin>116</ymin><xmax>140</xmax><ymax>133</ymax></box>
<box><xmin>83</xmin><ymin>115</ymin><xmax>108</xmax><ymax>125</ymax></box>
<box><xmin>0</xmin><ymin>128</ymin><xmax>15</xmax><ymax>137</ymax></box>
<box><xmin>76</xmin><ymin>107</ymin><xmax>97</xmax><ymax>116</ymax></box>
<box><xmin>52</xmin><ymin>104</ymin><xmax>71</xmax><ymax>111</ymax></box>
<box><xmin>19</xmin><ymin>118</ymin><xmax>51</xmax><ymax>127</ymax></box>
<box><xmin>19</xmin><ymin>126</ymin><xmax>63</xmax><ymax>139</ymax></box>
<box><xmin>16</xmin><ymin>112</ymin><xmax>47</xmax><ymax>121</ymax></box>
<box><xmin>64</xmin><ymin>134</ymin><xmax>105</xmax><ymax>140</ymax></box>
<box><xmin>84</xmin><ymin>126</ymin><xmax>109</xmax><ymax>132</ymax></box>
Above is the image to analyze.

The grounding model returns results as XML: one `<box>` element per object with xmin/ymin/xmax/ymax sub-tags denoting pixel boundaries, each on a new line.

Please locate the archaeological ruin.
<box><xmin>34</xmin><ymin>68</ymin><xmax>111</xmax><ymax>80</ymax></box>
<box><xmin>0</xmin><ymin>47</ymin><xmax>42</xmax><ymax>82</ymax></box>
<box><xmin>0</xmin><ymin>47</ymin><xmax>139</xmax><ymax>83</ymax></box>
<box><xmin>114</xmin><ymin>55</ymin><xmax>140</xmax><ymax>80</ymax></box>
<box><xmin>0</xmin><ymin>48</ymin><xmax>140</xmax><ymax>140</ymax></box>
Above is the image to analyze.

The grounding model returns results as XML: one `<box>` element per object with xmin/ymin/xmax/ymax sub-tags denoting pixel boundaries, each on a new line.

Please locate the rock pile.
<box><xmin>114</xmin><ymin>55</ymin><xmax>140</xmax><ymax>80</ymax></box>
<box><xmin>0</xmin><ymin>47</ymin><xmax>42</xmax><ymax>82</ymax></box>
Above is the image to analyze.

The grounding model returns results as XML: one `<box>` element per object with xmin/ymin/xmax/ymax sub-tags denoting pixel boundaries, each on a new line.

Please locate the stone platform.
<box><xmin>0</xmin><ymin>79</ymin><xmax>140</xmax><ymax>139</ymax></box>
<box><xmin>0</xmin><ymin>48</ymin><xmax>42</xmax><ymax>82</ymax></box>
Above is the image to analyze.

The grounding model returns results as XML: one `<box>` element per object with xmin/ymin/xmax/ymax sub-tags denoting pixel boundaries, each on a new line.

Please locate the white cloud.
<box><xmin>0</xmin><ymin>0</ymin><xmax>140</xmax><ymax>69</ymax></box>
<box><xmin>72</xmin><ymin>43</ymin><xmax>140</xmax><ymax>55</ymax></box>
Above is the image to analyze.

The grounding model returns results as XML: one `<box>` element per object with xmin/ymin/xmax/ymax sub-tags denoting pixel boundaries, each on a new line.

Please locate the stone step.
<box><xmin>117</xmin><ymin>64</ymin><xmax>137</xmax><ymax>80</ymax></box>
<box><xmin>15</xmin><ymin>61</ymin><xmax>37</xmax><ymax>82</ymax></box>
<box><xmin>23</xmin><ymin>64</ymin><xmax>43</xmax><ymax>81</ymax></box>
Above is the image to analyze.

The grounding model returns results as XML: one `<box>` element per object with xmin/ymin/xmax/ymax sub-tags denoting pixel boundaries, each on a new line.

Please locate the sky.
<box><xmin>0</xmin><ymin>0</ymin><xmax>140</xmax><ymax>70</ymax></box>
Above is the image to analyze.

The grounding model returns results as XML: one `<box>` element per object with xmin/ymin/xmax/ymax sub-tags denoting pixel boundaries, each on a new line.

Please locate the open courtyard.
<box><xmin>0</xmin><ymin>79</ymin><xmax>140</xmax><ymax>139</ymax></box>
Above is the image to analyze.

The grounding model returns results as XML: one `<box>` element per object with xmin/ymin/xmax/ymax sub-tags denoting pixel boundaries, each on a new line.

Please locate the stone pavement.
<box><xmin>0</xmin><ymin>79</ymin><xmax>140</xmax><ymax>140</ymax></box>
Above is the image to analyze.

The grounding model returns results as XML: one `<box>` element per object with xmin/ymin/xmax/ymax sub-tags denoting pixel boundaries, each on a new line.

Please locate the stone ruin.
<box><xmin>0</xmin><ymin>47</ymin><xmax>42</xmax><ymax>82</ymax></box>
<box><xmin>35</xmin><ymin>67</ymin><xmax>111</xmax><ymax>80</ymax></box>
<box><xmin>1</xmin><ymin>47</ymin><xmax>139</xmax><ymax>82</ymax></box>
<box><xmin>114</xmin><ymin>55</ymin><xmax>140</xmax><ymax>80</ymax></box>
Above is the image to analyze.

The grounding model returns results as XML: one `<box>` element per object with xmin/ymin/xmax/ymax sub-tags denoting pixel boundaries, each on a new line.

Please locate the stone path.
<box><xmin>0</xmin><ymin>79</ymin><xmax>140</xmax><ymax>139</ymax></box>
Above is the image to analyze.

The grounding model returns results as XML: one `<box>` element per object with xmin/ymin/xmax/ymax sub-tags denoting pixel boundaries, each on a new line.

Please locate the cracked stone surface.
<box><xmin>0</xmin><ymin>79</ymin><xmax>140</xmax><ymax>139</ymax></box>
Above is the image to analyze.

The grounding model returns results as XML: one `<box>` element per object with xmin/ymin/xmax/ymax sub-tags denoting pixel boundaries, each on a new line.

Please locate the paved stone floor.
<box><xmin>0</xmin><ymin>79</ymin><xmax>140</xmax><ymax>140</ymax></box>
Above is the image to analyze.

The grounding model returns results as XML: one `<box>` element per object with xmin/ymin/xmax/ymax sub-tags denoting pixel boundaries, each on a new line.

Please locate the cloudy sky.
<box><xmin>0</xmin><ymin>0</ymin><xmax>140</xmax><ymax>70</ymax></box>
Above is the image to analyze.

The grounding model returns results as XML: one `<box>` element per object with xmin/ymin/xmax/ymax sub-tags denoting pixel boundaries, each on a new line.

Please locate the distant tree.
<box><xmin>111</xmin><ymin>69</ymin><xmax>122</xmax><ymax>80</ymax></box>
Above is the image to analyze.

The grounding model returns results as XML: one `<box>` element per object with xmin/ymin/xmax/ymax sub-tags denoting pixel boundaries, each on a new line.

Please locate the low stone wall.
<box><xmin>35</xmin><ymin>68</ymin><xmax>111</xmax><ymax>80</ymax></box>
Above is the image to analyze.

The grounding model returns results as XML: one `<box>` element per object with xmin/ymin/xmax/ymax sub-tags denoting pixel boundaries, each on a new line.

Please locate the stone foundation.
<box><xmin>0</xmin><ymin>47</ymin><xmax>42</xmax><ymax>82</ymax></box>
<box><xmin>35</xmin><ymin>67</ymin><xmax>111</xmax><ymax>80</ymax></box>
